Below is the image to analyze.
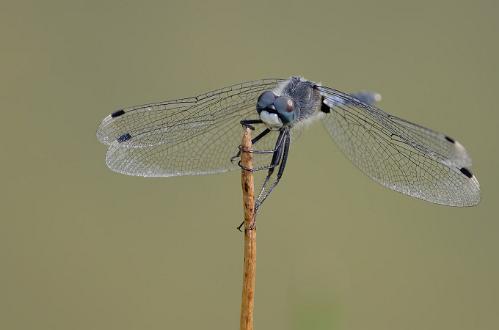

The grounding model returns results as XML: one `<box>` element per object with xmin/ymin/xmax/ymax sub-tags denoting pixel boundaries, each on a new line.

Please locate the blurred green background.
<box><xmin>1</xmin><ymin>1</ymin><xmax>498</xmax><ymax>329</ymax></box>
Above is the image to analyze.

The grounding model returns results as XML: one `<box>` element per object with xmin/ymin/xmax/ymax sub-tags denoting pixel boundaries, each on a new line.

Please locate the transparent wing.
<box><xmin>318</xmin><ymin>86</ymin><xmax>480</xmax><ymax>207</ymax></box>
<box><xmin>328</xmin><ymin>92</ymin><xmax>472</xmax><ymax>168</ymax></box>
<box><xmin>389</xmin><ymin>115</ymin><xmax>472</xmax><ymax>168</ymax></box>
<box><xmin>97</xmin><ymin>79</ymin><xmax>284</xmax><ymax>177</ymax></box>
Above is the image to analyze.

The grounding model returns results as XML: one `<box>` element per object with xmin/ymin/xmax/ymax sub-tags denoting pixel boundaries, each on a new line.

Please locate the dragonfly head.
<box><xmin>256</xmin><ymin>91</ymin><xmax>296</xmax><ymax>128</ymax></box>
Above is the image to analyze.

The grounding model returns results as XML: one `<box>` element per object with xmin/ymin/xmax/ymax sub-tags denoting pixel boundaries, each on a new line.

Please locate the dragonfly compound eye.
<box><xmin>256</xmin><ymin>91</ymin><xmax>277</xmax><ymax>113</ymax></box>
<box><xmin>274</xmin><ymin>96</ymin><xmax>296</xmax><ymax>123</ymax></box>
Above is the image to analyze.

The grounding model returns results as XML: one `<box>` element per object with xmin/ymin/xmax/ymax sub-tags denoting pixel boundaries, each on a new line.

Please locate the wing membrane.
<box><xmin>97</xmin><ymin>79</ymin><xmax>283</xmax><ymax>177</ymax></box>
<box><xmin>318</xmin><ymin>86</ymin><xmax>479</xmax><ymax>206</ymax></box>
<box><xmin>389</xmin><ymin>115</ymin><xmax>472</xmax><ymax>168</ymax></box>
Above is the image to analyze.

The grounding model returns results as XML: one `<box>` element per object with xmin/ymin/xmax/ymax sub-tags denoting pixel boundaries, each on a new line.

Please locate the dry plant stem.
<box><xmin>240</xmin><ymin>127</ymin><xmax>257</xmax><ymax>330</ymax></box>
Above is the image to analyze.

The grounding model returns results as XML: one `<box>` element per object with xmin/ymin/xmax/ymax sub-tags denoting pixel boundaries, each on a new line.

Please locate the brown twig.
<box><xmin>240</xmin><ymin>127</ymin><xmax>257</xmax><ymax>330</ymax></box>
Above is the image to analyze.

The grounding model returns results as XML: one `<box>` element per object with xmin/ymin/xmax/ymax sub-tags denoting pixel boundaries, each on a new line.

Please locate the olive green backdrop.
<box><xmin>1</xmin><ymin>1</ymin><xmax>498</xmax><ymax>329</ymax></box>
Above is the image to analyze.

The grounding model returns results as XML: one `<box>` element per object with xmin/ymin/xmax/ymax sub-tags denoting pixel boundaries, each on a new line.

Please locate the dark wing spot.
<box><xmin>117</xmin><ymin>133</ymin><xmax>132</xmax><ymax>143</ymax></box>
<box><xmin>320</xmin><ymin>97</ymin><xmax>330</xmax><ymax>113</ymax></box>
<box><xmin>445</xmin><ymin>135</ymin><xmax>455</xmax><ymax>143</ymax></box>
<box><xmin>460</xmin><ymin>167</ymin><xmax>473</xmax><ymax>178</ymax></box>
<box><xmin>111</xmin><ymin>109</ymin><xmax>125</xmax><ymax>118</ymax></box>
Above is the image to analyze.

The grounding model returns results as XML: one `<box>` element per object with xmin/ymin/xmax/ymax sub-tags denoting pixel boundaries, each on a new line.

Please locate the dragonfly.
<box><xmin>97</xmin><ymin>76</ymin><xmax>480</xmax><ymax>222</ymax></box>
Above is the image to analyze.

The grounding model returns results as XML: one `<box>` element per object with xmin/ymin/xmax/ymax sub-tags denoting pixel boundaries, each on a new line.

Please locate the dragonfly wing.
<box><xmin>318</xmin><ymin>86</ymin><xmax>480</xmax><ymax>206</ymax></box>
<box><xmin>97</xmin><ymin>79</ymin><xmax>284</xmax><ymax>177</ymax></box>
<box><xmin>326</xmin><ymin>91</ymin><xmax>472</xmax><ymax>168</ymax></box>
<box><xmin>388</xmin><ymin>115</ymin><xmax>472</xmax><ymax>168</ymax></box>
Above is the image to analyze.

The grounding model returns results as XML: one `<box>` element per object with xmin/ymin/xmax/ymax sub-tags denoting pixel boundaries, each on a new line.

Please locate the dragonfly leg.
<box><xmin>237</xmin><ymin>160</ymin><xmax>278</xmax><ymax>173</ymax></box>
<box><xmin>240</xmin><ymin>119</ymin><xmax>264</xmax><ymax>130</ymax></box>
<box><xmin>230</xmin><ymin>128</ymin><xmax>271</xmax><ymax>163</ymax></box>
<box><xmin>243</xmin><ymin>129</ymin><xmax>285</xmax><ymax>174</ymax></box>
<box><xmin>237</xmin><ymin>130</ymin><xmax>286</xmax><ymax>231</ymax></box>
<box><xmin>247</xmin><ymin>131</ymin><xmax>288</xmax><ymax>229</ymax></box>
<box><xmin>232</xmin><ymin>128</ymin><xmax>286</xmax><ymax>173</ymax></box>
<box><xmin>254</xmin><ymin>131</ymin><xmax>290</xmax><ymax>216</ymax></box>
